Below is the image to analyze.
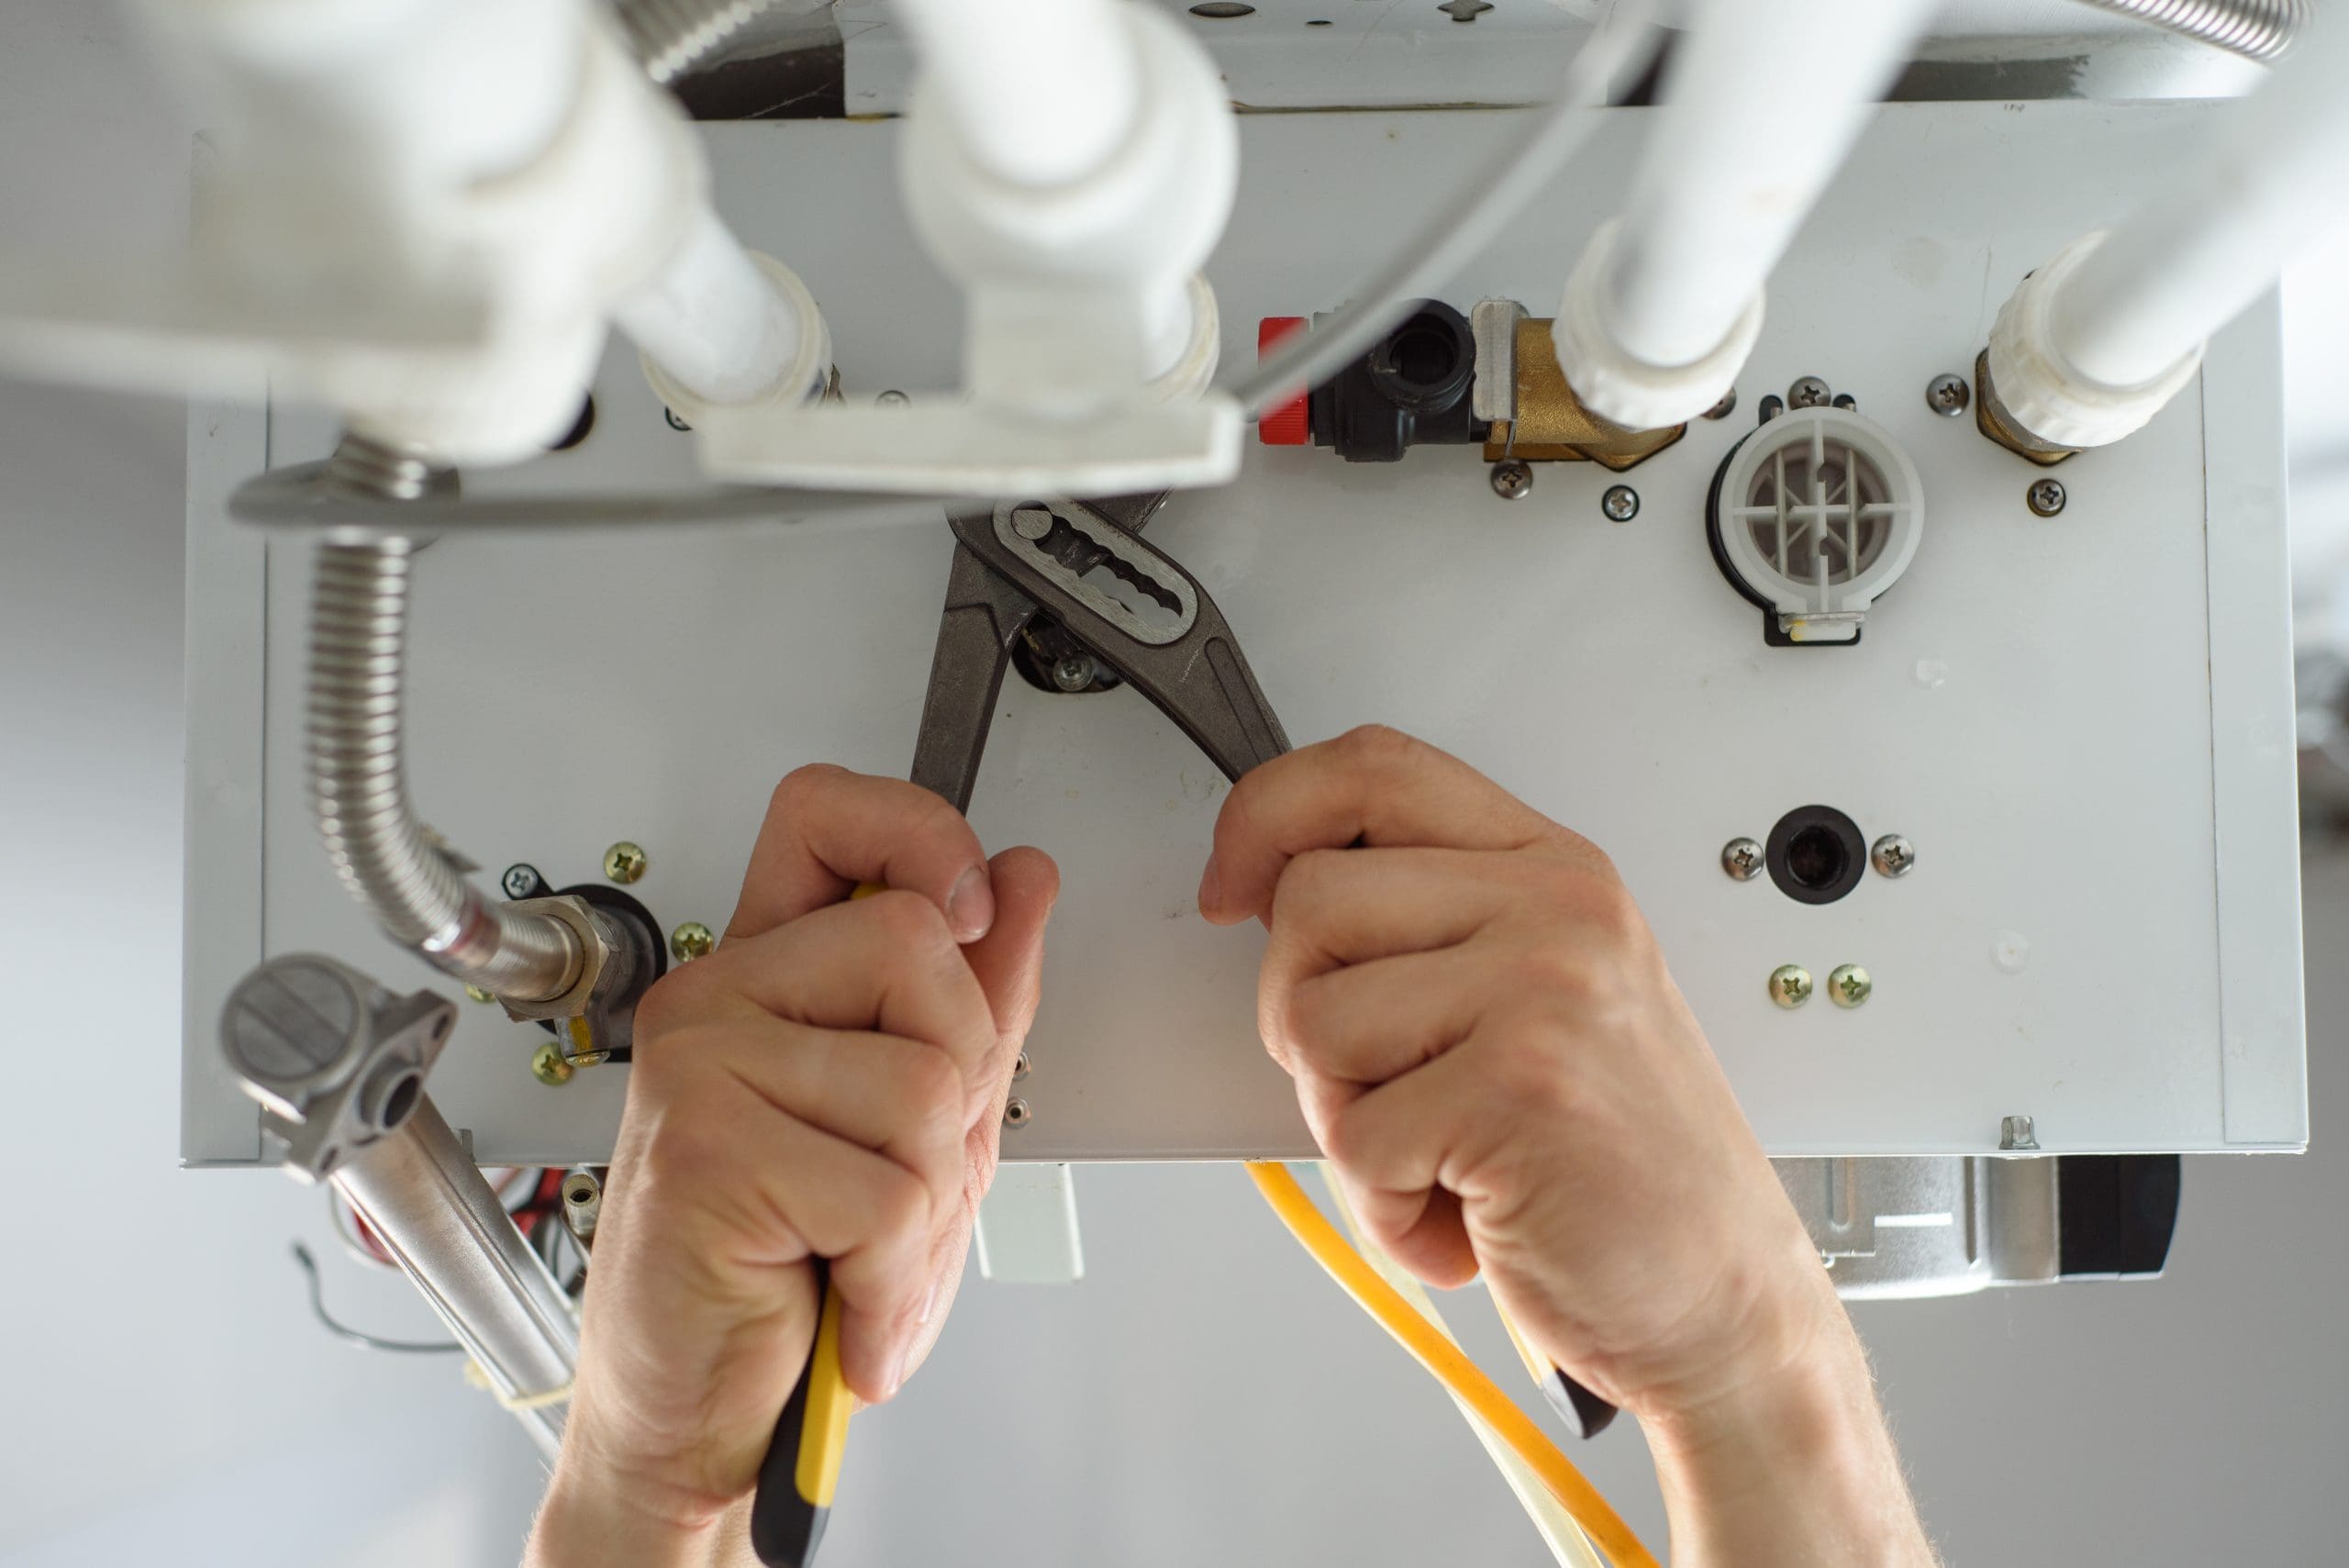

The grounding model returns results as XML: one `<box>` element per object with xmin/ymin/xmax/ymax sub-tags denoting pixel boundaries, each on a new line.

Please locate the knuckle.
<box><xmin>1321</xmin><ymin>1097</ymin><xmax>1394</xmax><ymax>1181</ymax></box>
<box><xmin>876</xmin><ymin>1163</ymin><xmax>934</xmax><ymax>1238</ymax></box>
<box><xmin>770</xmin><ymin>762</ymin><xmax>845</xmax><ymax>817</ymax></box>
<box><xmin>1334</xmin><ymin>722</ymin><xmax>1421</xmax><ymax>773</ymax></box>
<box><xmin>1272</xmin><ymin>846</ymin><xmax>1347</xmax><ymax>917</ymax></box>
<box><xmin>894</xmin><ymin>1045</ymin><xmax>966</xmax><ymax>1144</ymax></box>
<box><xmin>862</xmin><ymin>887</ymin><xmax>955</xmax><ymax>954</ymax></box>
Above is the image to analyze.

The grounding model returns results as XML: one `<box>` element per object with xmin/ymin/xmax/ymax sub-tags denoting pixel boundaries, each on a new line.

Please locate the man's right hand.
<box><xmin>1198</xmin><ymin>726</ymin><xmax>1938</xmax><ymax>1566</ymax></box>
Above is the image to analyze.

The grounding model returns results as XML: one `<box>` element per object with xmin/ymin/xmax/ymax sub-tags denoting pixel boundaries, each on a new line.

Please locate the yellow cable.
<box><xmin>1246</xmin><ymin>1162</ymin><xmax>1659</xmax><ymax>1568</ymax></box>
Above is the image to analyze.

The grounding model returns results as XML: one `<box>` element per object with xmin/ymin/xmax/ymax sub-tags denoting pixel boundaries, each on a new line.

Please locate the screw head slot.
<box><xmin>1600</xmin><ymin>484</ymin><xmax>1640</xmax><ymax>523</ymax></box>
<box><xmin>603</xmin><ymin>842</ymin><xmax>647</xmax><ymax>884</ymax></box>
<box><xmin>1926</xmin><ymin>374</ymin><xmax>1970</xmax><ymax>416</ymax></box>
<box><xmin>1489</xmin><ymin>459</ymin><xmax>1534</xmax><ymax>500</ymax></box>
<box><xmin>2027</xmin><ymin>477</ymin><xmax>2067</xmax><ymax>517</ymax></box>
<box><xmin>1721</xmin><ymin>838</ymin><xmax>1765</xmax><ymax>881</ymax></box>
<box><xmin>531</xmin><ymin>1042</ymin><xmax>573</xmax><ymax>1086</ymax></box>
<box><xmin>1869</xmin><ymin>834</ymin><xmax>1916</xmax><ymax>878</ymax></box>
<box><xmin>1769</xmin><ymin>965</ymin><xmax>1814</xmax><ymax>1008</ymax></box>
<box><xmin>1828</xmin><ymin>964</ymin><xmax>1872</xmax><ymax>1007</ymax></box>
<box><xmin>1787</xmin><ymin>376</ymin><xmax>1831</xmax><ymax>409</ymax></box>
<box><xmin>670</xmin><ymin>921</ymin><xmax>715</xmax><ymax>962</ymax></box>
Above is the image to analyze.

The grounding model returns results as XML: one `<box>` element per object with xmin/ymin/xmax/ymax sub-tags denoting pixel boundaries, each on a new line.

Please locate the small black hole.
<box><xmin>1784</xmin><ymin>825</ymin><xmax>1846</xmax><ymax>890</ymax></box>
<box><xmin>549</xmin><ymin>395</ymin><xmax>596</xmax><ymax>452</ymax></box>
<box><xmin>1308</xmin><ymin>17</ymin><xmax>1332</xmax><ymax>23</ymax></box>
<box><xmin>1389</xmin><ymin>322</ymin><xmax>1457</xmax><ymax>386</ymax></box>
<box><xmin>1765</xmin><ymin>806</ymin><xmax>1866</xmax><ymax>906</ymax></box>
<box><xmin>380</xmin><ymin>1073</ymin><xmax>421</xmax><ymax>1129</ymax></box>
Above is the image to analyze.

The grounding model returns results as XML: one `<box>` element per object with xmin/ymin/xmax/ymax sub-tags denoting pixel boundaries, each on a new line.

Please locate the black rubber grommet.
<box><xmin>1765</xmin><ymin>805</ymin><xmax>1866</xmax><ymax>906</ymax></box>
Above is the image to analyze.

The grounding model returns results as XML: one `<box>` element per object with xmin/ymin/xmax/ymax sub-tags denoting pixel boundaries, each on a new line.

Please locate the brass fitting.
<box><xmin>1485</xmin><ymin>317</ymin><xmax>1684</xmax><ymax>472</ymax></box>
<box><xmin>1972</xmin><ymin>349</ymin><xmax>2076</xmax><ymax>468</ymax></box>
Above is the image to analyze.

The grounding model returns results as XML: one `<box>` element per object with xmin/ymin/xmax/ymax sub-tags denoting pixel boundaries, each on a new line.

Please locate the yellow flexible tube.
<box><xmin>1246</xmin><ymin>1162</ymin><xmax>1660</xmax><ymax>1568</ymax></box>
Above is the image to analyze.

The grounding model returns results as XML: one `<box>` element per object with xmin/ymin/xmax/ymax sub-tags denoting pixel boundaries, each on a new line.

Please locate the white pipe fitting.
<box><xmin>899</xmin><ymin>0</ymin><xmax>1235</xmax><ymax>408</ymax></box>
<box><xmin>1554</xmin><ymin>0</ymin><xmax>1934</xmax><ymax>428</ymax></box>
<box><xmin>619</xmin><ymin>217</ymin><xmax>830</xmax><ymax>422</ymax></box>
<box><xmin>1985</xmin><ymin>232</ymin><xmax>2204</xmax><ymax>451</ymax></box>
<box><xmin>891</xmin><ymin>0</ymin><xmax>1141</xmax><ymax>189</ymax></box>
<box><xmin>1987</xmin><ymin>12</ymin><xmax>2349</xmax><ymax>450</ymax></box>
<box><xmin>1553</xmin><ymin>217</ymin><xmax>1762</xmax><ymax>432</ymax></box>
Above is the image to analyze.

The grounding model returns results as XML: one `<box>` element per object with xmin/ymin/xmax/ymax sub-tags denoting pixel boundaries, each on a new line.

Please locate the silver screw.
<box><xmin>875</xmin><ymin>389</ymin><xmax>911</xmax><ymax>407</ymax></box>
<box><xmin>1052</xmin><ymin>654</ymin><xmax>1097</xmax><ymax>692</ymax></box>
<box><xmin>2027</xmin><ymin>477</ymin><xmax>2067</xmax><ymax>517</ymax></box>
<box><xmin>1721</xmin><ymin>837</ymin><xmax>1765</xmax><ymax>880</ymax></box>
<box><xmin>1788</xmin><ymin>375</ymin><xmax>1831</xmax><ymax>409</ymax></box>
<box><xmin>501</xmin><ymin>864</ymin><xmax>541</xmax><ymax>901</ymax></box>
<box><xmin>1926</xmin><ymin>374</ymin><xmax>1970</xmax><ymax>417</ymax></box>
<box><xmin>1489</xmin><ymin>459</ymin><xmax>1534</xmax><ymax>501</ymax></box>
<box><xmin>1600</xmin><ymin>484</ymin><xmax>1640</xmax><ymax>523</ymax></box>
<box><xmin>1004</xmin><ymin>1096</ymin><xmax>1032</xmax><ymax>1128</ymax></box>
<box><xmin>1011</xmin><ymin>506</ymin><xmax>1053</xmax><ymax>540</ymax></box>
<box><xmin>1703</xmin><ymin>389</ymin><xmax>1737</xmax><ymax>420</ymax></box>
<box><xmin>1869</xmin><ymin>834</ymin><xmax>1916</xmax><ymax>878</ymax></box>
<box><xmin>1999</xmin><ymin>1114</ymin><xmax>2040</xmax><ymax>1151</ymax></box>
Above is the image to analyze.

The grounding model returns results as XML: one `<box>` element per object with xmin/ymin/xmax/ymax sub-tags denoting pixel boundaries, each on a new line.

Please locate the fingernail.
<box><xmin>947</xmin><ymin>864</ymin><xmax>995</xmax><ymax>943</ymax></box>
<box><xmin>1197</xmin><ymin>856</ymin><xmax>1221</xmax><ymax>913</ymax></box>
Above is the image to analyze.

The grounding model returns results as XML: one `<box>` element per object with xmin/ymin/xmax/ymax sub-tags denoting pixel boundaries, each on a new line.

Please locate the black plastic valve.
<box><xmin>1308</xmin><ymin>299</ymin><xmax>1486</xmax><ymax>462</ymax></box>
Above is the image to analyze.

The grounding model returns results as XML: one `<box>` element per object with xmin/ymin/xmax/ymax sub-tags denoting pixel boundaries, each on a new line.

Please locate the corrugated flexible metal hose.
<box><xmin>2070</xmin><ymin>0</ymin><xmax>2305</xmax><ymax>61</ymax></box>
<box><xmin>307</xmin><ymin>442</ymin><xmax>580</xmax><ymax>1002</ymax></box>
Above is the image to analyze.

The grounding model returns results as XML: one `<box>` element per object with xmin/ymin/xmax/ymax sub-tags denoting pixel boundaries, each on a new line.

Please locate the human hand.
<box><xmin>1197</xmin><ymin>726</ymin><xmax>1837</xmax><ymax>1427</ymax></box>
<box><xmin>533</xmin><ymin>767</ymin><xmax>1057</xmax><ymax>1561</ymax></box>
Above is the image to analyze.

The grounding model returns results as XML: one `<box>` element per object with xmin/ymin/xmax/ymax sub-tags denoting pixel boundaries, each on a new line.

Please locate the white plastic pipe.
<box><xmin>615</xmin><ymin>208</ymin><xmax>824</xmax><ymax>410</ymax></box>
<box><xmin>149</xmin><ymin>0</ymin><xmax>581</xmax><ymax>191</ymax></box>
<box><xmin>891</xmin><ymin>0</ymin><xmax>1141</xmax><ymax>187</ymax></box>
<box><xmin>2050</xmin><ymin>15</ymin><xmax>2349</xmax><ymax>391</ymax></box>
<box><xmin>1602</xmin><ymin>0</ymin><xmax>1936</xmax><ymax>372</ymax></box>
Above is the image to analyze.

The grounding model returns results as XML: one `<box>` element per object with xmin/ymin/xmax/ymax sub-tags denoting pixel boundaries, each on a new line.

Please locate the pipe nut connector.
<box><xmin>495</xmin><ymin>895</ymin><xmax>619</xmax><ymax>1023</ymax></box>
<box><xmin>1983</xmin><ymin>232</ymin><xmax>2203</xmax><ymax>452</ymax></box>
<box><xmin>1553</xmin><ymin>217</ymin><xmax>1764</xmax><ymax>432</ymax></box>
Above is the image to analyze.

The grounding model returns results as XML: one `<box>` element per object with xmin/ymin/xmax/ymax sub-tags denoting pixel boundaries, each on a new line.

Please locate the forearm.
<box><xmin>1644</xmin><ymin>1293</ymin><xmax>1939</xmax><ymax>1568</ymax></box>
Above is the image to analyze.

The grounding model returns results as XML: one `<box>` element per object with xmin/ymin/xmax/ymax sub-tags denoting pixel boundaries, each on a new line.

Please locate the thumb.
<box><xmin>960</xmin><ymin>846</ymin><xmax>1060</xmax><ymax>1042</ymax></box>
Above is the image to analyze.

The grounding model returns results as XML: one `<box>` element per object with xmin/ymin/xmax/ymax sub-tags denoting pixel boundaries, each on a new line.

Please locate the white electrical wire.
<box><xmin>1231</xmin><ymin>0</ymin><xmax>1667</xmax><ymax>421</ymax></box>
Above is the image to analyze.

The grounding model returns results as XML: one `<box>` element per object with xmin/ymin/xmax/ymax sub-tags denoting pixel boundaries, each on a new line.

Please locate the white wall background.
<box><xmin>2</xmin><ymin>5</ymin><xmax>2343</xmax><ymax>1565</ymax></box>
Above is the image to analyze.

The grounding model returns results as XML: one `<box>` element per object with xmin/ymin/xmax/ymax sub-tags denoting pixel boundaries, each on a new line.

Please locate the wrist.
<box><xmin>1642</xmin><ymin>1278</ymin><xmax>1936</xmax><ymax>1567</ymax></box>
<box><xmin>528</xmin><ymin>1416</ymin><xmax>743</xmax><ymax>1568</ymax></box>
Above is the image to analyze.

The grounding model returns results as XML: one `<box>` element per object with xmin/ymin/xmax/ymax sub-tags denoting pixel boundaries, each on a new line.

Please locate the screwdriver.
<box><xmin>747</xmin><ymin>882</ymin><xmax>886</xmax><ymax>1568</ymax></box>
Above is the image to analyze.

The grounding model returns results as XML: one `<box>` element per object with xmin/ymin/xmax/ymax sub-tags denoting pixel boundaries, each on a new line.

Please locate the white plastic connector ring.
<box><xmin>1713</xmin><ymin>406</ymin><xmax>1924</xmax><ymax>645</ymax></box>
<box><xmin>1552</xmin><ymin>217</ymin><xmax>1764</xmax><ymax>431</ymax></box>
<box><xmin>1986</xmin><ymin>231</ymin><xmax>2203</xmax><ymax>450</ymax></box>
<box><xmin>639</xmin><ymin>252</ymin><xmax>833</xmax><ymax>424</ymax></box>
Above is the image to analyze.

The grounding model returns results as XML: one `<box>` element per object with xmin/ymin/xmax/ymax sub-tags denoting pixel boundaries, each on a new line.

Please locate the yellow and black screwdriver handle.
<box><xmin>748</xmin><ymin>1261</ymin><xmax>853</xmax><ymax>1567</ymax></box>
<box><xmin>748</xmin><ymin>881</ymin><xmax>886</xmax><ymax>1568</ymax></box>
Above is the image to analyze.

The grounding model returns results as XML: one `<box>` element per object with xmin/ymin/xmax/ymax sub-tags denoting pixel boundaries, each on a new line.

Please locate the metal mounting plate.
<box><xmin>184</xmin><ymin>102</ymin><xmax>2303</xmax><ymax>1166</ymax></box>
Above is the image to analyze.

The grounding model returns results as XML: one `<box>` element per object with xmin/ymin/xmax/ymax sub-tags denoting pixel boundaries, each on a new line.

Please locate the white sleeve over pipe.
<box><xmin>890</xmin><ymin>0</ymin><xmax>1141</xmax><ymax>187</ymax></box>
<box><xmin>2049</xmin><ymin>15</ymin><xmax>2349</xmax><ymax>392</ymax></box>
<box><xmin>616</xmin><ymin>208</ymin><xmax>826</xmax><ymax>411</ymax></box>
<box><xmin>1598</xmin><ymin>0</ymin><xmax>1935</xmax><ymax>373</ymax></box>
